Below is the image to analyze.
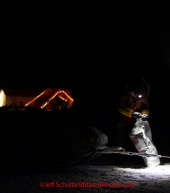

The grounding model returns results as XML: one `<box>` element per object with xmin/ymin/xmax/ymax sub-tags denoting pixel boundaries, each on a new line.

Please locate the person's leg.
<box><xmin>129</xmin><ymin>121</ymin><xmax>160</xmax><ymax>167</ymax></box>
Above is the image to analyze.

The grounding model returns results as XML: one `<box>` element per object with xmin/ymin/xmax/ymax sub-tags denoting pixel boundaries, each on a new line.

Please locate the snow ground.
<box><xmin>0</xmin><ymin>153</ymin><xmax>170</xmax><ymax>193</ymax></box>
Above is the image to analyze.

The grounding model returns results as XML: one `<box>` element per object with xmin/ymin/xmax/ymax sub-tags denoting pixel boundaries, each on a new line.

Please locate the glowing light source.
<box><xmin>41</xmin><ymin>102</ymin><xmax>49</xmax><ymax>109</ymax></box>
<box><xmin>0</xmin><ymin>89</ymin><xmax>6</xmax><ymax>107</ymax></box>
<box><xmin>40</xmin><ymin>90</ymin><xmax>74</xmax><ymax>108</ymax></box>
<box><xmin>58</xmin><ymin>95</ymin><xmax>67</xmax><ymax>102</ymax></box>
<box><xmin>59</xmin><ymin>90</ymin><xmax>74</xmax><ymax>102</ymax></box>
<box><xmin>25</xmin><ymin>91</ymin><xmax>46</xmax><ymax>106</ymax></box>
<box><xmin>25</xmin><ymin>88</ymin><xmax>74</xmax><ymax>109</ymax></box>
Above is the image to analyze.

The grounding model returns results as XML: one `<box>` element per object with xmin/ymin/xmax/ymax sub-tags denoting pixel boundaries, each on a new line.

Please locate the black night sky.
<box><xmin>1</xmin><ymin>0</ymin><xmax>170</xmax><ymax>98</ymax></box>
<box><xmin>1</xmin><ymin>2</ymin><xmax>170</xmax><ymax>188</ymax></box>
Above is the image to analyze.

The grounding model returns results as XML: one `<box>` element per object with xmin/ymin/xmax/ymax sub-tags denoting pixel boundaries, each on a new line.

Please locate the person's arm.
<box><xmin>118</xmin><ymin>107</ymin><xmax>134</xmax><ymax>117</ymax></box>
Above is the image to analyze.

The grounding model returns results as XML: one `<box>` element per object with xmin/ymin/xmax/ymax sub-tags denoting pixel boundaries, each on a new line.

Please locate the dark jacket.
<box><xmin>116</xmin><ymin>77</ymin><xmax>150</xmax><ymax>126</ymax></box>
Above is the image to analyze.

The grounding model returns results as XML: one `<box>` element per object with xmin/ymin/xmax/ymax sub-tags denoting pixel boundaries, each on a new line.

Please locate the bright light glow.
<box><xmin>25</xmin><ymin>91</ymin><xmax>46</xmax><ymax>106</ymax></box>
<box><xmin>42</xmin><ymin>90</ymin><xmax>74</xmax><ymax>108</ymax></box>
<box><xmin>41</xmin><ymin>102</ymin><xmax>49</xmax><ymax>108</ymax></box>
<box><xmin>113</xmin><ymin>163</ymin><xmax>170</xmax><ymax>178</ymax></box>
<box><xmin>48</xmin><ymin>91</ymin><xmax>59</xmax><ymax>101</ymax></box>
<box><xmin>25</xmin><ymin>88</ymin><xmax>74</xmax><ymax>109</ymax></box>
<box><xmin>0</xmin><ymin>90</ymin><xmax>6</xmax><ymax>107</ymax></box>
<box><xmin>58</xmin><ymin>95</ymin><xmax>67</xmax><ymax>102</ymax></box>
<box><xmin>61</xmin><ymin>91</ymin><xmax>74</xmax><ymax>102</ymax></box>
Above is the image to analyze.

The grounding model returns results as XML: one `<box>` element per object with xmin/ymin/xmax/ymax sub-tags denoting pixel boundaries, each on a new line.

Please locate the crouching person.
<box><xmin>113</xmin><ymin>75</ymin><xmax>160</xmax><ymax>167</ymax></box>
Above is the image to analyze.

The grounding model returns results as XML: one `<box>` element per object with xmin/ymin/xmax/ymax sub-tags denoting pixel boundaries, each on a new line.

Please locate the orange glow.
<box><xmin>25</xmin><ymin>90</ymin><xmax>45</xmax><ymax>106</ymax></box>
<box><xmin>58</xmin><ymin>95</ymin><xmax>67</xmax><ymax>101</ymax></box>
<box><xmin>48</xmin><ymin>91</ymin><xmax>59</xmax><ymax>101</ymax></box>
<box><xmin>26</xmin><ymin>88</ymin><xmax>74</xmax><ymax>109</ymax></box>
<box><xmin>60</xmin><ymin>91</ymin><xmax>74</xmax><ymax>102</ymax></box>
<box><xmin>41</xmin><ymin>102</ymin><xmax>49</xmax><ymax>109</ymax></box>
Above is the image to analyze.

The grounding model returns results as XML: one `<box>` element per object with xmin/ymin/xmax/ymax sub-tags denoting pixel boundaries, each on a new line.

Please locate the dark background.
<box><xmin>0</xmin><ymin>0</ymin><xmax>170</xmax><ymax>169</ymax></box>
<box><xmin>1</xmin><ymin>0</ymin><xmax>170</xmax><ymax>111</ymax></box>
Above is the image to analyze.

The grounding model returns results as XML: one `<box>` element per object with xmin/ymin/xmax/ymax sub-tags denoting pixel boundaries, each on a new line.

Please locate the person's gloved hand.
<box><xmin>132</xmin><ymin>112</ymin><xmax>148</xmax><ymax>121</ymax></box>
<box><xmin>141</xmin><ymin>114</ymin><xmax>148</xmax><ymax>121</ymax></box>
<box><xmin>132</xmin><ymin>112</ymin><xmax>142</xmax><ymax>119</ymax></box>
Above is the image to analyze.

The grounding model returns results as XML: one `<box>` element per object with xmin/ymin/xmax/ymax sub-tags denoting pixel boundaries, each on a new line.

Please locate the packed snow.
<box><xmin>0</xmin><ymin>154</ymin><xmax>170</xmax><ymax>193</ymax></box>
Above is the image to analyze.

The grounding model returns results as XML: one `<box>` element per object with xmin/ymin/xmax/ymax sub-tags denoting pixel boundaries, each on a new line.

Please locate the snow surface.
<box><xmin>0</xmin><ymin>154</ymin><xmax>170</xmax><ymax>193</ymax></box>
